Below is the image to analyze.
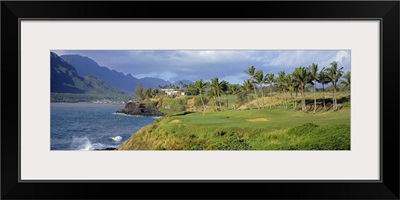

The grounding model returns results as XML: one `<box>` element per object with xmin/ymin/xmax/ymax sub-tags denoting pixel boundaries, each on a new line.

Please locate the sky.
<box><xmin>52</xmin><ymin>50</ymin><xmax>351</xmax><ymax>84</ymax></box>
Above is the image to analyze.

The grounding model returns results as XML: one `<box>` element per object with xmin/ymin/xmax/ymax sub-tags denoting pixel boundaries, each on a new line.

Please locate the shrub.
<box><xmin>214</xmin><ymin>136</ymin><xmax>251</xmax><ymax>150</ymax></box>
<box><xmin>237</xmin><ymin>91</ymin><xmax>247</xmax><ymax>104</ymax></box>
<box><xmin>285</xmin><ymin>123</ymin><xmax>350</xmax><ymax>150</ymax></box>
<box><xmin>146</xmin><ymin>101</ymin><xmax>156</xmax><ymax>109</ymax></box>
<box><xmin>194</xmin><ymin>97</ymin><xmax>209</xmax><ymax>107</ymax></box>
<box><xmin>342</xmin><ymin>102</ymin><xmax>351</xmax><ymax>107</ymax></box>
<box><xmin>214</xmin><ymin>130</ymin><xmax>227</xmax><ymax>136</ymax></box>
<box><xmin>162</xmin><ymin>98</ymin><xmax>188</xmax><ymax>113</ymax></box>
<box><xmin>171</xmin><ymin>111</ymin><xmax>194</xmax><ymax>116</ymax></box>
<box><xmin>287</xmin><ymin>123</ymin><xmax>319</xmax><ymax>135</ymax></box>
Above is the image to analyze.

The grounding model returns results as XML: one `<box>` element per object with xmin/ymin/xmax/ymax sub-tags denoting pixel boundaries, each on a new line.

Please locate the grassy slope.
<box><xmin>117</xmin><ymin>107</ymin><xmax>350</xmax><ymax>150</ymax></box>
<box><xmin>186</xmin><ymin>91</ymin><xmax>350</xmax><ymax>110</ymax></box>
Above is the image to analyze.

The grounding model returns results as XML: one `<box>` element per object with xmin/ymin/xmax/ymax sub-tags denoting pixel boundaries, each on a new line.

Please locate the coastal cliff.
<box><xmin>116</xmin><ymin>102</ymin><xmax>164</xmax><ymax>116</ymax></box>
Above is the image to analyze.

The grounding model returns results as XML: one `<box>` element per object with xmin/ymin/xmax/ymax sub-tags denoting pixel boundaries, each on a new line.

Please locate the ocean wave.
<box><xmin>108</xmin><ymin>136</ymin><xmax>122</xmax><ymax>142</ymax></box>
<box><xmin>111</xmin><ymin>112</ymin><xmax>131</xmax><ymax>117</ymax></box>
<box><xmin>70</xmin><ymin>136</ymin><xmax>92</xmax><ymax>150</ymax></box>
<box><xmin>70</xmin><ymin>136</ymin><xmax>117</xmax><ymax>150</ymax></box>
<box><xmin>112</xmin><ymin>113</ymin><xmax>159</xmax><ymax>118</ymax></box>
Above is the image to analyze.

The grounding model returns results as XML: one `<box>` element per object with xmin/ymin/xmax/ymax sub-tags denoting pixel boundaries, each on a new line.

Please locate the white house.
<box><xmin>161</xmin><ymin>89</ymin><xmax>185</xmax><ymax>96</ymax></box>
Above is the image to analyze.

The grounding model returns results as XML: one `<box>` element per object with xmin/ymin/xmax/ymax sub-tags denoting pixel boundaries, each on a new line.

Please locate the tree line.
<box><xmin>133</xmin><ymin>61</ymin><xmax>350</xmax><ymax>113</ymax></box>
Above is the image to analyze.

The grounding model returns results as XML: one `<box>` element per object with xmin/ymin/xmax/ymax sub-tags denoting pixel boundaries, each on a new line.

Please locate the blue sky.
<box><xmin>53</xmin><ymin>50</ymin><xmax>350</xmax><ymax>84</ymax></box>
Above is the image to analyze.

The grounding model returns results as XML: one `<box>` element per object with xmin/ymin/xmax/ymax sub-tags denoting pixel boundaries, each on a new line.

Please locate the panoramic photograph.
<box><xmin>50</xmin><ymin>50</ymin><xmax>351</xmax><ymax>150</ymax></box>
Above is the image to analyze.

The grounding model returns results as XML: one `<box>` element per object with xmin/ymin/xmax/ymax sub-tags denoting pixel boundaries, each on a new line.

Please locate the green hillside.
<box><xmin>117</xmin><ymin>107</ymin><xmax>350</xmax><ymax>150</ymax></box>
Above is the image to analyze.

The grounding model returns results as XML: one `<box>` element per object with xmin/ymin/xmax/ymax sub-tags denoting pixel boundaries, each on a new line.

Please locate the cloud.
<box><xmin>220</xmin><ymin>73</ymin><xmax>249</xmax><ymax>85</ymax></box>
<box><xmin>54</xmin><ymin>50</ymin><xmax>351</xmax><ymax>84</ymax></box>
<box><xmin>135</xmin><ymin>71</ymin><xmax>177</xmax><ymax>82</ymax></box>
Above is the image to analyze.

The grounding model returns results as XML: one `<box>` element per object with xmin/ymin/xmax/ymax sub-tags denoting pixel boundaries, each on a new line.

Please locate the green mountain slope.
<box><xmin>51</xmin><ymin>52</ymin><xmax>124</xmax><ymax>94</ymax></box>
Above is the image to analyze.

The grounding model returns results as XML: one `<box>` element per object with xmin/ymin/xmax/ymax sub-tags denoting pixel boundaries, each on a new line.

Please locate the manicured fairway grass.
<box><xmin>118</xmin><ymin>107</ymin><xmax>350</xmax><ymax>150</ymax></box>
<box><xmin>171</xmin><ymin>108</ymin><xmax>350</xmax><ymax>128</ymax></box>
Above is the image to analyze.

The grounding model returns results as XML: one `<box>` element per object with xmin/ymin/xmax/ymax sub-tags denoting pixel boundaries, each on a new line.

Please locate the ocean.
<box><xmin>50</xmin><ymin>103</ymin><xmax>156</xmax><ymax>150</ymax></box>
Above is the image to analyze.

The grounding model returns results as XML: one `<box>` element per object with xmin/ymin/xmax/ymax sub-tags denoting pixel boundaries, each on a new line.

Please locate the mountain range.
<box><xmin>60</xmin><ymin>55</ymin><xmax>192</xmax><ymax>93</ymax></box>
<box><xmin>51</xmin><ymin>52</ymin><xmax>123</xmax><ymax>95</ymax></box>
<box><xmin>51</xmin><ymin>52</ymin><xmax>194</xmax><ymax>97</ymax></box>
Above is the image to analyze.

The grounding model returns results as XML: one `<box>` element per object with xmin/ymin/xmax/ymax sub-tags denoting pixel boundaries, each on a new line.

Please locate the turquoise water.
<box><xmin>51</xmin><ymin>103</ymin><xmax>156</xmax><ymax>150</ymax></box>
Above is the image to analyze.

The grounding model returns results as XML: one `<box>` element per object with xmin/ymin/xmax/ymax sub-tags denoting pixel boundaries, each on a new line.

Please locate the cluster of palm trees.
<box><xmin>180</xmin><ymin>61</ymin><xmax>350</xmax><ymax>113</ymax></box>
<box><xmin>244</xmin><ymin>61</ymin><xmax>350</xmax><ymax>113</ymax></box>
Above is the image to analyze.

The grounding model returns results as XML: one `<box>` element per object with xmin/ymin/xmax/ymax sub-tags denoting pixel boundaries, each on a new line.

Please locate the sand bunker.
<box><xmin>169</xmin><ymin>119</ymin><xmax>181</xmax><ymax>124</ymax></box>
<box><xmin>246</xmin><ymin>118</ymin><xmax>268</xmax><ymax>122</ymax></box>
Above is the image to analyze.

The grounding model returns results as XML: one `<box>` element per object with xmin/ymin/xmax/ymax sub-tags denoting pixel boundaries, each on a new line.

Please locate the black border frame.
<box><xmin>2</xmin><ymin>1</ymin><xmax>399</xmax><ymax>199</ymax></box>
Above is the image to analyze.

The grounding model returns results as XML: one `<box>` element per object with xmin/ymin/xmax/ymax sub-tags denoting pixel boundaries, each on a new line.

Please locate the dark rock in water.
<box><xmin>94</xmin><ymin>147</ymin><xmax>116</xmax><ymax>150</ymax></box>
<box><xmin>116</xmin><ymin>102</ymin><xmax>164</xmax><ymax>116</ymax></box>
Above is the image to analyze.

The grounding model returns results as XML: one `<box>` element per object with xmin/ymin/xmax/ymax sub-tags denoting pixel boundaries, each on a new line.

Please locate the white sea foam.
<box><xmin>70</xmin><ymin>136</ymin><xmax>92</xmax><ymax>150</ymax></box>
<box><xmin>109</xmin><ymin>136</ymin><xmax>122</xmax><ymax>142</ymax></box>
<box><xmin>70</xmin><ymin>136</ymin><xmax>117</xmax><ymax>150</ymax></box>
<box><xmin>112</xmin><ymin>112</ymin><xmax>130</xmax><ymax>117</ymax></box>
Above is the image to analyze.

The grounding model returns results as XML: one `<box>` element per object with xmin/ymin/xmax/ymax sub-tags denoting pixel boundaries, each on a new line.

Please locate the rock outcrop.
<box><xmin>116</xmin><ymin>102</ymin><xmax>164</xmax><ymax>116</ymax></box>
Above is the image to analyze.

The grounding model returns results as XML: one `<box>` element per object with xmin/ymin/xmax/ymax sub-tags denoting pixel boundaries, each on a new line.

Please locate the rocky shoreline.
<box><xmin>94</xmin><ymin>147</ymin><xmax>117</xmax><ymax>151</ymax></box>
<box><xmin>116</xmin><ymin>102</ymin><xmax>164</xmax><ymax>116</ymax></box>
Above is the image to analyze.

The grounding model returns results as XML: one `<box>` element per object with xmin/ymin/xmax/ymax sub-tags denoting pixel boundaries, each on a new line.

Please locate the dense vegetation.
<box><xmin>117</xmin><ymin>60</ymin><xmax>350</xmax><ymax>150</ymax></box>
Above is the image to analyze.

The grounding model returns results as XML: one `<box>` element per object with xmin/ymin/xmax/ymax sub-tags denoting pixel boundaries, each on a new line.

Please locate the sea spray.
<box><xmin>109</xmin><ymin>136</ymin><xmax>123</xmax><ymax>142</ymax></box>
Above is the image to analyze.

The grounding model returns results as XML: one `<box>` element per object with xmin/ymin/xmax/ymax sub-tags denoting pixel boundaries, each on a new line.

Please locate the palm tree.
<box><xmin>206</xmin><ymin>88</ymin><xmax>218</xmax><ymax>111</ymax></box>
<box><xmin>229</xmin><ymin>84</ymin><xmax>240</xmax><ymax>110</ymax></box>
<box><xmin>254</xmin><ymin>70</ymin><xmax>266</xmax><ymax>109</ymax></box>
<box><xmin>327</xmin><ymin>61</ymin><xmax>344</xmax><ymax>111</ymax></box>
<box><xmin>340</xmin><ymin>71</ymin><xmax>351</xmax><ymax>91</ymax></box>
<box><xmin>211</xmin><ymin>77</ymin><xmax>223</xmax><ymax>110</ymax></box>
<box><xmin>194</xmin><ymin>79</ymin><xmax>208</xmax><ymax>112</ymax></box>
<box><xmin>244</xmin><ymin>66</ymin><xmax>259</xmax><ymax>109</ymax></box>
<box><xmin>309</xmin><ymin>63</ymin><xmax>319</xmax><ymax>114</ymax></box>
<box><xmin>220</xmin><ymin>80</ymin><xmax>229</xmax><ymax>109</ymax></box>
<box><xmin>266</xmin><ymin>73</ymin><xmax>275</xmax><ymax>109</ymax></box>
<box><xmin>292</xmin><ymin>67</ymin><xmax>311</xmax><ymax>112</ymax></box>
<box><xmin>178</xmin><ymin>81</ymin><xmax>183</xmax><ymax>90</ymax></box>
<box><xmin>242</xmin><ymin>79</ymin><xmax>254</xmax><ymax>110</ymax></box>
<box><xmin>285</xmin><ymin>74</ymin><xmax>297</xmax><ymax>110</ymax></box>
<box><xmin>185</xmin><ymin>83</ymin><xmax>194</xmax><ymax>95</ymax></box>
<box><xmin>317</xmin><ymin>69</ymin><xmax>329</xmax><ymax>110</ymax></box>
<box><xmin>277</xmin><ymin>71</ymin><xmax>287</xmax><ymax>109</ymax></box>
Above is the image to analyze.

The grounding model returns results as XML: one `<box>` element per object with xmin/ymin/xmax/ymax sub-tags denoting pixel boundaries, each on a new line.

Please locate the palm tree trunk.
<box><xmin>322</xmin><ymin>84</ymin><xmax>326</xmax><ymax>110</ymax></box>
<box><xmin>247</xmin><ymin>93</ymin><xmax>252</xmax><ymax>110</ymax></box>
<box><xmin>260</xmin><ymin>84</ymin><xmax>264</xmax><ymax>109</ymax></box>
<box><xmin>282</xmin><ymin>89</ymin><xmax>287</xmax><ymax>108</ymax></box>
<box><xmin>301</xmin><ymin>86</ymin><xmax>306</xmax><ymax>112</ymax></box>
<box><xmin>199</xmin><ymin>92</ymin><xmax>206</xmax><ymax>112</ymax></box>
<box><xmin>253</xmin><ymin>84</ymin><xmax>259</xmax><ymax>109</ymax></box>
<box><xmin>233</xmin><ymin>95</ymin><xmax>236</xmax><ymax>110</ymax></box>
<box><xmin>225</xmin><ymin>94</ymin><xmax>229</xmax><ymax>109</ymax></box>
<box><xmin>313</xmin><ymin>80</ymin><xmax>316</xmax><ymax>114</ymax></box>
<box><xmin>283</xmin><ymin>89</ymin><xmax>287</xmax><ymax>109</ymax></box>
<box><xmin>213</xmin><ymin>97</ymin><xmax>217</xmax><ymax>111</ymax></box>
<box><xmin>333</xmin><ymin>83</ymin><xmax>337</xmax><ymax>111</ymax></box>
<box><xmin>217</xmin><ymin>91</ymin><xmax>222</xmax><ymax>110</ymax></box>
<box><xmin>269</xmin><ymin>84</ymin><xmax>272</xmax><ymax>109</ymax></box>
<box><xmin>284</xmin><ymin>91</ymin><xmax>287</xmax><ymax>109</ymax></box>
